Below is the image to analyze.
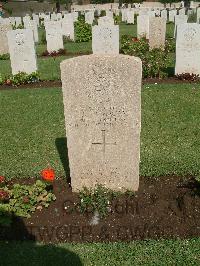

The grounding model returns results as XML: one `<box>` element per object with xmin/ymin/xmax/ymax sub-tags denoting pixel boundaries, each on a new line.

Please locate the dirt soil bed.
<box><xmin>1</xmin><ymin>175</ymin><xmax>200</xmax><ymax>243</ymax></box>
<box><xmin>0</xmin><ymin>78</ymin><xmax>200</xmax><ymax>90</ymax></box>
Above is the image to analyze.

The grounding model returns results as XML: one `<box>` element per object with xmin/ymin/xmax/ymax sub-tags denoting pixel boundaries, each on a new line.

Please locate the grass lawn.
<box><xmin>1</xmin><ymin>21</ymin><xmax>199</xmax><ymax>263</ymax></box>
<box><xmin>1</xmin><ymin>83</ymin><xmax>200</xmax><ymax>179</ymax></box>
<box><xmin>1</xmin><ymin>239</ymin><xmax>200</xmax><ymax>265</ymax></box>
<box><xmin>0</xmin><ymin>23</ymin><xmax>175</xmax><ymax>81</ymax></box>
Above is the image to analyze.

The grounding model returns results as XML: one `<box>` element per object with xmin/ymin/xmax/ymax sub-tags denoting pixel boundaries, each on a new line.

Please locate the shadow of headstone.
<box><xmin>55</xmin><ymin>137</ymin><xmax>71</xmax><ymax>185</ymax></box>
<box><xmin>0</xmin><ymin>213</ymin><xmax>83</xmax><ymax>266</ymax></box>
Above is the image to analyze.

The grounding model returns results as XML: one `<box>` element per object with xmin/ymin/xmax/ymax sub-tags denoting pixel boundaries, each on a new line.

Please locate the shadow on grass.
<box><xmin>166</xmin><ymin>66</ymin><xmax>174</xmax><ymax>77</ymax></box>
<box><xmin>55</xmin><ymin>137</ymin><xmax>71</xmax><ymax>184</ymax></box>
<box><xmin>0</xmin><ymin>214</ymin><xmax>83</xmax><ymax>265</ymax></box>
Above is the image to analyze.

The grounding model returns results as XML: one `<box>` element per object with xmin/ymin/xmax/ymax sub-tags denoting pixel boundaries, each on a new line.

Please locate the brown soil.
<box><xmin>0</xmin><ymin>78</ymin><xmax>199</xmax><ymax>91</ymax></box>
<box><xmin>1</xmin><ymin>175</ymin><xmax>200</xmax><ymax>243</ymax></box>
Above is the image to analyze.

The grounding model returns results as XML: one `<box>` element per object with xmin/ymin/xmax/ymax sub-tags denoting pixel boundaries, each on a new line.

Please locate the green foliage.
<box><xmin>114</xmin><ymin>15</ymin><xmax>121</xmax><ymax>25</ymax></box>
<box><xmin>75</xmin><ymin>17</ymin><xmax>92</xmax><ymax>43</ymax></box>
<box><xmin>40</xmin><ymin>30</ymin><xmax>47</xmax><ymax>45</ymax></box>
<box><xmin>121</xmin><ymin>35</ymin><xmax>169</xmax><ymax>78</ymax></box>
<box><xmin>0</xmin><ymin>54</ymin><xmax>10</xmax><ymax>60</ymax></box>
<box><xmin>165</xmin><ymin>38</ymin><xmax>176</xmax><ymax>53</ymax></box>
<box><xmin>12</xmin><ymin>24</ymin><xmax>24</xmax><ymax>30</ymax></box>
<box><xmin>0</xmin><ymin>72</ymin><xmax>40</xmax><ymax>86</ymax></box>
<box><xmin>79</xmin><ymin>185</ymin><xmax>116</xmax><ymax>218</ymax></box>
<box><xmin>100</xmin><ymin>10</ymin><xmax>106</xmax><ymax>17</ymax></box>
<box><xmin>0</xmin><ymin>180</ymin><xmax>56</xmax><ymax>226</ymax></box>
<box><xmin>188</xmin><ymin>11</ymin><xmax>197</xmax><ymax>23</ymax></box>
<box><xmin>142</xmin><ymin>48</ymin><xmax>169</xmax><ymax>78</ymax></box>
<box><xmin>121</xmin><ymin>35</ymin><xmax>149</xmax><ymax>57</ymax></box>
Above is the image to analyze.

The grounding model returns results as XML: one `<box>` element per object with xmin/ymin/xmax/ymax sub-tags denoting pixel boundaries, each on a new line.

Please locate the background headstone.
<box><xmin>149</xmin><ymin>17</ymin><xmax>166</xmax><ymax>50</ymax></box>
<box><xmin>7</xmin><ymin>29</ymin><xmax>37</xmax><ymax>74</ymax></box>
<box><xmin>92</xmin><ymin>25</ymin><xmax>119</xmax><ymax>54</ymax></box>
<box><xmin>137</xmin><ymin>15</ymin><xmax>149</xmax><ymax>39</ymax></box>
<box><xmin>0</xmin><ymin>24</ymin><xmax>12</xmax><ymax>55</ymax></box>
<box><xmin>45</xmin><ymin>21</ymin><xmax>63</xmax><ymax>52</ymax></box>
<box><xmin>175</xmin><ymin>23</ymin><xmax>200</xmax><ymax>75</ymax></box>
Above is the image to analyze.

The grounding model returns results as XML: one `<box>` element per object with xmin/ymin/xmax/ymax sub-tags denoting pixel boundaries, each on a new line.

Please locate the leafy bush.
<box><xmin>165</xmin><ymin>38</ymin><xmax>176</xmax><ymax>53</ymax></box>
<box><xmin>0</xmin><ymin>72</ymin><xmax>40</xmax><ymax>86</ymax></box>
<box><xmin>121</xmin><ymin>35</ymin><xmax>169</xmax><ymax>78</ymax></box>
<box><xmin>0</xmin><ymin>54</ymin><xmax>10</xmax><ymax>60</ymax></box>
<box><xmin>121</xmin><ymin>35</ymin><xmax>149</xmax><ymax>57</ymax></box>
<box><xmin>114</xmin><ymin>15</ymin><xmax>121</xmax><ymax>25</ymax></box>
<box><xmin>0</xmin><ymin>179</ymin><xmax>56</xmax><ymax>226</ymax></box>
<box><xmin>75</xmin><ymin>17</ymin><xmax>92</xmax><ymax>42</ymax></box>
<box><xmin>40</xmin><ymin>30</ymin><xmax>47</xmax><ymax>44</ymax></box>
<box><xmin>142</xmin><ymin>48</ymin><xmax>169</xmax><ymax>79</ymax></box>
<box><xmin>12</xmin><ymin>24</ymin><xmax>24</xmax><ymax>30</ymax></box>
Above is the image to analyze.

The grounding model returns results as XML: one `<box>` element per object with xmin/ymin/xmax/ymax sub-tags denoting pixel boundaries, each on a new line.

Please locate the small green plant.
<box><xmin>75</xmin><ymin>17</ymin><xmax>92</xmax><ymax>42</ymax></box>
<box><xmin>79</xmin><ymin>185</ymin><xmax>116</xmax><ymax>218</ymax></box>
<box><xmin>165</xmin><ymin>38</ymin><xmax>176</xmax><ymax>53</ymax></box>
<box><xmin>0</xmin><ymin>54</ymin><xmax>10</xmax><ymax>60</ymax></box>
<box><xmin>0</xmin><ymin>179</ymin><xmax>56</xmax><ymax>226</ymax></box>
<box><xmin>114</xmin><ymin>15</ymin><xmax>121</xmax><ymax>25</ymax></box>
<box><xmin>2</xmin><ymin>72</ymin><xmax>40</xmax><ymax>86</ymax></box>
<box><xmin>12</xmin><ymin>24</ymin><xmax>24</xmax><ymax>30</ymax></box>
<box><xmin>40</xmin><ymin>30</ymin><xmax>46</xmax><ymax>45</ymax></box>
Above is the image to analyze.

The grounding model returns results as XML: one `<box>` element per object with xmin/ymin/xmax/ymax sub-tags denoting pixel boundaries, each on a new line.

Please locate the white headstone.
<box><xmin>62</xmin><ymin>17</ymin><xmax>74</xmax><ymax>41</ymax></box>
<box><xmin>85</xmin><ymin>11</ymin><xmax>94</xmax><ymax>25</ymax></box>
<box><xmin>7</xmin><ymin>29</ymin><xmax>37</xmax><ymax>74</ymax></box>
<box><xmin>137</xmin><ymin>15</ymin><xmax>149</xmax><ymax>39</ymax></box>
<box><xmin>98</xmin><ymin>16</ymin><xmax>114</xmax><ymax>26</ymax></box>
<box><xmin>45</xmin><ymin>21</ymin><xmax>63</xmax><ymax>52</ymax></box>
<box><xmin>149</xmin><ymin>17</ymin><xmax>166</xmax><ymax>50</ymax></box>
<box><xmin>175</xmin><ymin>23</ymin><xmax>200</xmax><ymax>75</ymax></box>
<box><xmin>126</xmin><ymin>10</ymin><xmax>134</xmax><ymax>24</ymax></box>
<box><xmin>0</xmin><ymin>24</ymin><xmax>12</xmax><ymax>55</ymax></box>
<box><xmin>174</xmin><ymin>14</ymin><xmax>188</xmax><ymax>37</ymax></box>
<box><xmin>24</xmin><ymin>19</ymin><xmax>38</xmax><ymax>43</ymax></box>
<box><xmin>92</xmin><ymin>25</ymin><xmax>119</xmax><ymax>54</ymax></box>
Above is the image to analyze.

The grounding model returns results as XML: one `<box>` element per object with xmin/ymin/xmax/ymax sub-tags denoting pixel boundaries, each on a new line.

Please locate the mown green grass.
<box><xmin>1</xmin><ymin>84</ymin><xmax>200</xmax><ymax>179</ymax></box>
<box><xmin>0</xmin><ymin>23</ymin><xmax>175</xmax><ymax>81</ymax></box>
<box><xmin>1</xmin><ymin>239</ymin><xmax>200</xmax><ymax>265</ymax></box>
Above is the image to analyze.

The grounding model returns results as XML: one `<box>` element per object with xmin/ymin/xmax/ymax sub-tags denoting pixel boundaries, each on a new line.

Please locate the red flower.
<box><xmin>132</xmin><ymin>37</ymin><xmax>138</xmax><ymax>42</ymax></box>
<box><xmin>41</xmin><ymin>169</ymin><xmax>55</xmax><ymax>182</ymax></box>
<box><xmin>6</xmin><ymin>79</ymin><xmax>11</xmax><ymax>85</ymax></box>
<box><xmin>0</xmin><ymin>189</ymin><xmax>10</xmax><ymax>201</ymax></box>
<box><xmin>0</xmin><ymin>176</ymin><xmax>5</xmax><ymax>183</ymax></box>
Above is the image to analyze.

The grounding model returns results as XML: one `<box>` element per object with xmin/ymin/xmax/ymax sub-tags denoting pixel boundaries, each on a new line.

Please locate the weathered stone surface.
<box><xmin>126</xmin><ymin>10</ymin><xmax>134</xmax><ymax>24</ymax></box>
<box><xmin>45</xmin><ymin>21</ymin><xmax>63</xmax><ymax>52</ymax></box>
<box><xmin>7</xmin><ymin>29</ymin><xmax>37</xmax><ymax>74</ymax></box>
<box><xmin>137</xmin><ymin>15</ymin><xmax>149</xmax><ymax>39</ymax></box>
<box><xmin>174</xmin><ymin>14</ymin><xmax>188</xmax><ymax>37</ymax></box>
<box><xmin>0</xmin><ymin>24</ymin><xmax>12</xmax><ymax>55</ymax></box>
<box><xmin>98</xmin><ymin>16</ymin><xmax>114</xmax><ymax>26</ymax></box>
<box><xmin>149</xmin><ymin>17</ymin><xmax>166</xmax><ymax>50</ymax></box>
<box><xmin>24</xmin><ymin>19</ymin><xmax>38</xmax><ymax>43</ymax></box>
<box><xmin>60</xmin><ymin>54</ymin><xmax>142</xmax><ymax>192</ymax></box>
<box><xmin>169</xmin><ymin>9</ymin><xmax>177</xmax><ymax>22</ymax></box>
<box><xmin>62</xmin><ymin>17</ymin><xmax>74</xmax><ymax>41</ymax></box>
<box><xmin>85</xmin><ymin>11</ymin><xmax>94</xmax><ymax>24</ymax></box>
<box><xmin>175</xmin><ymin>23</ymin><xmax>200</xmax><ymax>75</ymax></box>
<box><xmin>92</xmin><ymin>25</ymin><xmax>119</xmax><ymax>54</ymax></box>
<box><xmin>161</xmin><ymin>9</ymin><xmax>167</xmax><ymax>20</ymax></box>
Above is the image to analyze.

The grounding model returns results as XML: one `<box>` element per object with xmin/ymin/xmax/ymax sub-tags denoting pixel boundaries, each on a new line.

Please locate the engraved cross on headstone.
<box><xmin>92</xmin><ymin>130</ymin><xmax>116</xmax><ymax>155</ymax></box>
